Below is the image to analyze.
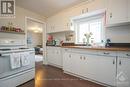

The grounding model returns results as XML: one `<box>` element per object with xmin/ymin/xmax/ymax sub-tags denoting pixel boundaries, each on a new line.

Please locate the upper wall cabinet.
<box><xmin>46</xmin><ymin>0</ymin><xmax>106</xmax><ymax>33</ymax></box>
<box><xmin>106</xmin><ymin>0</ymin><xmax>129</xmax><ymax>26</ymax></box>
<box><xmin>46</xmin><ymin>12</ymin><xmax>74</xmax><ymax>33</ymax></box>
<box><xmin>80</xmin><ymin>0</ymin><xmax>106</xmax><ymax>14</ymax></box>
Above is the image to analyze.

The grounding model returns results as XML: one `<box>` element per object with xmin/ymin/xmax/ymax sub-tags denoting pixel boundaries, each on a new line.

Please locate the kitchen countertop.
<box><xmin>61</xmin><ymin>46</ymin><xmax>130</xmax><ymax>51</ymax></box>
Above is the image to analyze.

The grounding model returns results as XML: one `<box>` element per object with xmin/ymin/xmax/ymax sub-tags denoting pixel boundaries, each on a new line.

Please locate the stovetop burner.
<box><xmin>19</xmin><ymin>48</ymin><xmax>29</xmax><ymax>49</ymax></box>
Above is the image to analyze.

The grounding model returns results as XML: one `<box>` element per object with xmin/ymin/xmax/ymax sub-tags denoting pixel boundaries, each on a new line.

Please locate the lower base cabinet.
<box><xmin>89</xmin><ymin>55</ymin><xmax>116</xmax><ymax>86</ymax></box>
<box><xmin>63</xmin><ymin>50</ymin><xmax>117</xmax><ymax>86</ymax></box>
<box><xmin>117</xmin><ymin>57</ymin><xmax>130</xmax><ymax>87</ymax></box>
<box><xmin>47</xmin><ymin>47</ymin><xmax>62</xmax><ymax>67</ymax></box>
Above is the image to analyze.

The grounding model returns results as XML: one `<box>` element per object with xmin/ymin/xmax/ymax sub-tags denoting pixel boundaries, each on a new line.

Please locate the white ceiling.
<box><xmin>16</xmin><ymin>0</ymin><xmax>87</xmax><ymax>17</ymax></box>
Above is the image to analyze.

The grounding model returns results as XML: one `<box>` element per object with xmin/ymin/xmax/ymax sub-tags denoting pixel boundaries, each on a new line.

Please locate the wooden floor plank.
<box><xmin>18</xmin><ymin>62</ymin><xmax>105</xmax><ymax>87</ymax></box>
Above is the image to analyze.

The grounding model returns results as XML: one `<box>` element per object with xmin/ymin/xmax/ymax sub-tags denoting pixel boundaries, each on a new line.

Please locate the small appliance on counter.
<box><xmin>46</xmin><ymin>35</ymin><xmax>56</xmax><ymax>46</ymax></box>
<box><xmin>46</xmin><ymin>40</ymin><xmax>56</xmax><ymax>46</ymax></box>
<box><xmin>55</xmin><ymin>39</ymin><xmax>61</xmax><ymax>46</ymax></box>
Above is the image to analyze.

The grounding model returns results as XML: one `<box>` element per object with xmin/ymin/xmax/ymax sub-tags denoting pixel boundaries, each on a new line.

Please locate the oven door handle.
<box><xmin>0</xmin><ymin>53</ymin><xmax>11</xmax><ymax>57</ymax></box>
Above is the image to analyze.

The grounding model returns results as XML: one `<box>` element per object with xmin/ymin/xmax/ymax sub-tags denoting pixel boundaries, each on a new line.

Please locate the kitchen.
<box><xmin>0</xmin><ymin>0</ymin><xmax>130</xmax><ymax>87</ymax></box>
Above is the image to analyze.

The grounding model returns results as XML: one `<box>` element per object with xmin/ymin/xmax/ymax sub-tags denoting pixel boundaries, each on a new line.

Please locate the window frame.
<box><xmin>74</xmin><ymin>14</ymin><xmax>105</xmax><ymax>44</ymax></box>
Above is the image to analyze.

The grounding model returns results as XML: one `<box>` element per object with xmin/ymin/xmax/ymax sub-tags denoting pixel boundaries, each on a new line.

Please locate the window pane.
<box><xmin>78</xmin><ymin>23</ymin><xmax>89</xmax><ymax>43</ymax></box>
<box><xmin>75</xmin><ymin>18</ymin><xmax>103</xmax><ymax>44</ymax></box>
<box><xmin>90</xmin><ymin>21</ymin><xmax>102</xmax><ymax>43</ymax></box>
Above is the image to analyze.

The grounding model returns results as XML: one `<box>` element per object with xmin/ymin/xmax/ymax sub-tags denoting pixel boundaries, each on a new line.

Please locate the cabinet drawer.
<box><xmin>117</xmin><ymin>51</ymin><xmax>130</xmax><ymax>58</ymax></box>
<box><xmin>71</xmin><ymin>48</ymin><xmax>98</xmax><ymax>55</ymax></box>
<box><xmin>97</xmin><ymin>51</ymin><xmax>117</xmax><ymax>57</ymax></box>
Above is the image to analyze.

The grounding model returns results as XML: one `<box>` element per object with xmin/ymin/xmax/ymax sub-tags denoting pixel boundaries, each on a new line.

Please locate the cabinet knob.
<box><xmin>80</xmin><ymin>56</ymin><xmax>82</xmax><ymax>60</ymax></box>
<box><xmin>84</xmin><ymin>57</ymin><xmax>86</xmax><ymax>60</ymax></box>
<box><xmin>82</xmin><ymin>9</ymin><xmax>85</xmax><ymax>14</ymax></box>
<box><xmin>69</xmin><ymin>54</ymin><xmax>71</xmax><ymax>58</ymax></box>
<box><xmin>70</xmin><ymin>23</ymin><xmax>73</xmax><ymax>26</ymax></box>
<box><xmin>110</xmin><ymin>13</ymin><xmax>112</xmax><ymax>18</ymax></box>
<box><xmin>126</xmin><ymin>54</ymin><xmax>130</xmax><ymax>56</ymax></box>
<box><xmin>103</xmin><ymin>52</ymin><xmax>110</xmax><ymax>55</ymax></box>
<box><xmin>113</xmin><ymin>59</ymin><xmax>115</xmax><ymax>64</ymax></box>
<box><xmin>65</xmin><ymin>49</ymin><xmax>68</xmax><ymax>51</ymax></box>
<box><xmin>119</xmin><ymin>60</ymin><xmax>122</xmax><ymax>65</ymax></box>
<box><xmin>86</xmin><ymin>8</ymin><xmax>88</xmax><ymax>13</ymax></box>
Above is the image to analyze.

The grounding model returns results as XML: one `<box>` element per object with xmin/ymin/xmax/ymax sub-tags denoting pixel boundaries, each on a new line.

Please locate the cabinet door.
<box><xmin>54</xmin><ymin>48</ymin><xmax>62</xmax><ymax>67</ymax></box>
<box><xmin>106</xmin><ymin>0</ymin><xmax>128</xmax><ymax>25</ymax></box>
<box><xmin>63</xmin><ymin>52</ymin><xmax>72</xmax><ymax>72</ymax></box>
<box><xmin>46</xmin><ymin>19</ymin><xmax>53</xmax><ymax>33</ymax></box>
<box><xmin>63</xmin><ymin>52</ymin><xmax>78</xmax><ymax>73</ymax></box>
<box><xmin>117</xmin><ymin>58</ymin><xmax>130</xmax><ymax>87</ymax></box>
<box><xmin>85</xmin><ymin>55</ymin><xmax>116</xmax><ymax>86</ymax></box>
<box><xmin>47</xmin><ymin>47</ymin><xmax>54</xmax><ymax>63</ymax></box>
<box><xmin>81</xmin><ymin>0</ymin><xmax>105</xmax><ymax>14</ymax></box>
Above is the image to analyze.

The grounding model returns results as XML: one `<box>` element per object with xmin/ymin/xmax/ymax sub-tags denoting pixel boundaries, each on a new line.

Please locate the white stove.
<box><xmin>0</xmin><ymin>39</ymin><xmax>35</xmax><ymax>87</ymax></box>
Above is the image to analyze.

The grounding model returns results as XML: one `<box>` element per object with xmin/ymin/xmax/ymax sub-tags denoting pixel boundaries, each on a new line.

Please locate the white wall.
<box><xmin>50</xmin><ymin>25</ymin><xmax>130</xmax><ymax>43</ymax></box>
<box><xmin>47</xmin><ymin>31</ymin><xmax>74</xmax><ymax>43</ymax></box>
<box><xmin>0</xmin><ymin>6</ymin><xmax>46</xmax><ymax>44</ymax></box>
<box><xmin>106</xmin><ymin>25</ymin><xmax>130</xmax><ymax>43</ymax></box>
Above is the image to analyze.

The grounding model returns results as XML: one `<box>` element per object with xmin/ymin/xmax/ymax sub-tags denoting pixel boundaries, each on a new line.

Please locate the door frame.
<box><xmin>25</xmin><ymin>16</ymin><xmax>47</xmax><ymax>65</ymax></box>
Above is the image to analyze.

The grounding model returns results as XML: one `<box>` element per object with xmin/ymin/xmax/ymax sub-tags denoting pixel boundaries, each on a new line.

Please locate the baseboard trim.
<box><xmin>63</xmin><ymin>71</ymin><xmax>114</xmax><ymax>87</ymax></box>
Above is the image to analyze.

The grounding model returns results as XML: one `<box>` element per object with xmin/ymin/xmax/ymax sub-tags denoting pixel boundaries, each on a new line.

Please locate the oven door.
<box><xmin>0</xmin><ymin>51</ymin><xmax>35</xmax><ymax>79</ymax></box>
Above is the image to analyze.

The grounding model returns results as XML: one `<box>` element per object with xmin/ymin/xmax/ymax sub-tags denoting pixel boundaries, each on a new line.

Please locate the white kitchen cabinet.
<box><xmin>117</xmin><ymin>57</ymin><xmax>130</xmax><ymax>87</ymax></box>
<box><xmin>63</xmin><ymin>49</ymin><xmax>117</xmax><ymax>86</ymax></box>
<box><xmin>47</xmin><ymin>47</ymin><xmax>62</xmax><ymax>67</ymax></box>
<box><xmin>117</xmin><ymin>52</ymin><xmax>130</xmax><ymax>87</ymax></box>
<box><xmin>90</xmin><ymin>55</ymin><xmax>116</xmax><ymax>86</ymax></box>
<box><xmin>46</xmin><ymin>12</ymin><xmax>74</xmax><ymax>33</ymax></box>
<box><xmin>106</xmin><ymin>0</ymin><xmax>129</xmax><ymax>26</ymax></box>
<box><xmin>46</xmin><ymin>19</ymin><xmax>55</xmax><ymax>33</ymax></box>
<box><xmin>63</xmin><ymin>52</ymin><xmax>77</xmax><ymax>73</ymax></box>
<box><xmin>46</xmin><ymin>0</ymin><xmax>106</xmax><ymax>33</ymax></box>
<box><xmin>77</xmin><ymin>53</ymin><xmax>116</xmax><ymax>86</ymax></box>
<box><xmin>47</xmin><ymin>47</ymin><xmax>54</xmax><ymax>64</ymax></box>
<box><xmin>80</xmin><ymin>0</ymin><xmax>105</xmax><ymax>14</ymax></box>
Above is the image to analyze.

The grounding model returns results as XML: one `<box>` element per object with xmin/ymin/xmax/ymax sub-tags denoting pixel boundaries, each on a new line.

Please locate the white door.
<box><xmin>95</xmin><ymin>55</ymin><xmax>116</xmax><ymax>86</ymax></box>
<box><xmin>106</xmin><ymin>0</ymin><xmax>128</xmax><ymax>25</ymax></box>
<box><xmin>63</xmin><ymin>52</ymin><xmax>78</xmax><ymax>73</ymax></box>
<box><xmin>117</xmin><ymin>58</ymin><xmax>130</xmax><ymax>87</ymax></box>
<box><xmin>63</xmin><ymin>52</ymin><xmax>72</xmax><ymax>72</ymax></box>
<box><xmin>54</xmin><ymin>48</ymin><xmax>62</xmax><ymax>67</ymax></box>
<box><xmin>85</xmin><ymin>55</ymin><xmax>116</xmax><ymax>86</ymax></box>
<box><xmin>47</xmin><ymin>47</ymin><xmax>54</xmax><ymax>64</ymax></box>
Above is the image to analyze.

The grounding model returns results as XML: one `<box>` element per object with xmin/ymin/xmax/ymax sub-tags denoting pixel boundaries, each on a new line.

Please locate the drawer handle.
<box><xmin>69</xmin><ymin>54</ymin><xmax>71</xmax><ymax>58</ymax></box>
<box><xmin>119</xmin><ymin>60</ymin><xmax>122</xmax><ymax>65</ymax></box>
<box><xmin>84</xmin><ymin>57</ymin><xmax>86</xmax><ymax>60</ymax></box>
<box><xmin>113</xmin><ymin>60</ymin><xmax>115</xmax><ymax>64</ymax></box>
<box><xmin>103</xmin><ymin>52</ymin><xmax>110</xmax><ymax>55</ymax></box>
<box><xmin>126</xmin><ymin>54</ymin><xmax>130</xmax><ymax>56</ymax></box>
<box><xmin>80</xmin><ymin>56</ymin><xmax>82</xmax><ymax>60</ymax></box>
<box><xmin>65</xmin><ymin>49</ymin><xmax>68</xmax><ymax>51</ymax></box>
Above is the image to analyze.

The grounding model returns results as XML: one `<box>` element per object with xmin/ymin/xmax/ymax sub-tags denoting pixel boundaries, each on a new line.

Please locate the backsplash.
<box><xmin>48</xmin><ymin>31</ymin><xmax>75</xmax><ymax>43</ymax></box>
<box><xmin>48</xmin><ymin>25</ymin><xmax>130</xmax><ymax>44</ymax></box>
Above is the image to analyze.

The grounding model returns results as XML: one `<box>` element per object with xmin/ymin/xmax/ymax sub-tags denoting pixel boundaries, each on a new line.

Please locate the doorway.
<box><xmin>25</xmin><ymin>17</ymin><xmax>47</xmax><ymax>64</ymax></box>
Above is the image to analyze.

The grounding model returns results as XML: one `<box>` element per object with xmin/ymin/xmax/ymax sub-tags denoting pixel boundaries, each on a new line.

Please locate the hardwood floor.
<box><xmin>18</xmin><ymin>62</ymin><xmax>106</xmax><ymax>87</ymax></box>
